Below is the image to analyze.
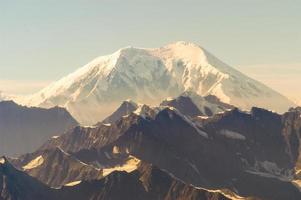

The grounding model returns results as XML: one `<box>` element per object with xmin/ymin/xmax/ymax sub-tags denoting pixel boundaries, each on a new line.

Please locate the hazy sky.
<box><xmin>0</xmin><ymin>0</ymin><xmax>300</xmax><ymax>103</ymax></box>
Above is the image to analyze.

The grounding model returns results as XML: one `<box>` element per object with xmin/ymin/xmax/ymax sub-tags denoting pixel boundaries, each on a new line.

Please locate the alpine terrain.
<box><xmin>14</xmin><ymin>41</ymin><xmax>295</xmax><ymax>125</ymax></box>
<box><xmin>1</xmin><ymin>42</ymin><xmax>299</xmax><ymax>200</ymax></box>
<box><xmin>10</xmin><ymin>98</ymin><xmax>300</xmax><ymax>200</ymax></box>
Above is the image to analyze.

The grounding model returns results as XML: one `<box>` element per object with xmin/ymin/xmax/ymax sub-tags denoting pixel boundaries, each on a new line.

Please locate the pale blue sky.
<box><xmin>0</xmin><ymin>0</ymin><xmax>300</xmax><ymax>102</ymax></box>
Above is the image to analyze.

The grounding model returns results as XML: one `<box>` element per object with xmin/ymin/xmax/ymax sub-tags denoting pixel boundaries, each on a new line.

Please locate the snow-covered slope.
<box><xmin>16</xmin><ymin>41</ymin><xmax>295</xmax><ymax>124</ymax></box>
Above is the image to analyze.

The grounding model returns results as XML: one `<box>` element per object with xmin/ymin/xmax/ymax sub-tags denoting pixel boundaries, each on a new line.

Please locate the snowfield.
<box><xmin>13</xmin><ymin>41</ymin><xmax>295</xmax><ymax>125</ymax></box>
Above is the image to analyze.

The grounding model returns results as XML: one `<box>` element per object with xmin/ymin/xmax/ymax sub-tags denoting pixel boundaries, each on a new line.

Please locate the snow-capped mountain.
<box><xmin>161</xmin><ymin>92</ymin><xmax>234</xmax><ymax>118</ymax></box>
<box><xmin>16</xmin><ymin>41</ymin><xmax>295</xmax><ymax>124</ymax></box>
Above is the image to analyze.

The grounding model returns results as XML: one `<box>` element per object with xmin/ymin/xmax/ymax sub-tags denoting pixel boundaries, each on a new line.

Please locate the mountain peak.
<box><xmin>15</xmin><ymin>42</ymin><xmax>295</xmax><ymax>124</ymax></box>
<box><xmin>165</xmin><ymin>41</ymin><xmax>204</xmax><ymax>50</ymax></box>
<box><xmin>164</xmin><ymin>40</ymin><xmax>199</xmax><ymax>47</ymax></box>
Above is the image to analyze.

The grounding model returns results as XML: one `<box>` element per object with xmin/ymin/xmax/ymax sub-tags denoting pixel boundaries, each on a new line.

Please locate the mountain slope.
<box><xmin>0</xmin><ymin>101</ymin><xmax>78</xmax><ymax>156</ymax></box>
<box><xmin>160</xmin><ymin>92</ymin><xmax>234</xmax><ymax>118</ymax></box>
<box><xmin>59</xmin><ymin>162</ymin><xmax>232</xmax><ymax>200</ymax></box>
<box><xmin>0</xmin><ymin>157</ymin><xmax>54</xmax><ymax>200</ymax></box>
<box><xmin>16</xmin><ymin>41</ymin><xmax>295</xmax><ymax>124</ymax></box>
<box><xmin>161</xmin><ymin>96</ymin><xmax>203</xmax><ymax>118</ymax></box>
<box><xmin>1</xmin><ymin>157</ymin><xmax>232</xmax><ymax>200</ymax></box>
<box><xmin>38</xmin><ymin>106</ymin><xmax>301</xmax><ymax>199</ymax></box>
<box><xmin>11</xmin><ymin>147</ymin><xmax>102</xmax><ymax>188</ymax></box>
<box><xmin>101</xmin><ymin>100</ymin><xmax>138</xmax><ymax>124</ymax></box>
<box><xmin>94</xmin><ymin>108</ymin><xmax>301</xmax><ymax>200</ymax></box>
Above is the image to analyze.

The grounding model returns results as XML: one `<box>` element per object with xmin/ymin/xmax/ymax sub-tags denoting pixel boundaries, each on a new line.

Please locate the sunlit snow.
<box><xmin>13</xmin><ymin>41</ymin><xmax>295</xmax><ymax>125</ymax></box>
<box><xmin>23</xmin><ymin>155</ymin><xmax>44</xmax><ymax>170</ymax></box>
<box><xmin>64</xmin><ymin>180</ymin><xmax>82</xmax><ymax>187</ymax></box>
<box><xmin>102</xmin><ymin>156</ymin><xmax>141</xmax><ymax>177</ymax></box>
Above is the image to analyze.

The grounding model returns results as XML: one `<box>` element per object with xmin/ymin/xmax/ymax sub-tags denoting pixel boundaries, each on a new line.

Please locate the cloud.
<box><xmin>0</xmin><ymin>80</ymin><xmax>52</xmax><ymax>95</ymax></box>
<box><xmin>237</xmin><ymin>63</ymin><xmax>301</xmax><ymax>103</ymax></box>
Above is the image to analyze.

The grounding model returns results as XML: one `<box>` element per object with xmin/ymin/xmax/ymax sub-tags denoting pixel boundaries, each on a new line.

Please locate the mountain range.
<box><xmin>13</xmin><ymin>41</ymin><xmax>295</xmax><ymax>125</ymax></box>
<box><xmin>1</xmin><ymin>41</ymin><xmax>300</xmax><ymax>200</ymax></box>
<box><xmin>0</xmin><ymin>101</ymin><xmax>78</xmax><ymax>156</ymax></box>
<box><xmin>7</xmin><ymin>95</ymin><xmax>300</xmax><ymax>200</ymax></box>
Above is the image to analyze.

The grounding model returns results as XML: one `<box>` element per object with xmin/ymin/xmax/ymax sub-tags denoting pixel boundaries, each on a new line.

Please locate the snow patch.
<box><xmin>112</xmin><ymin>146</ymin><xmax>121</xmax><ymax>154</ymax></box>
<box><xmin>82</xmin><ymin>125</ymin><xmax>97</xmax><ymax>128</ymax></box>
<box><xmin>168</xmin><ymin>107</ymin><xmax>208</xmax><ymax>138</ymax></box>
<box><xmin>133</xmin><ymin>105</ymin><xmax>145</xmax><ymax>116</ymax></box>
<box><xmin>165</xmin><ymin>97</ymin><xmax>174</xmax><ymax>101</ymax></box>
<box><xmin>23</xmin><ymin>155</ymin><xmax>44</xmax><ymax>170</ymax></box>
<box><xmin>219</xmin><ymin>129</ymin><xmax>246</xmax><ymax>140</ymax></box>
<box><xmin>0</xmin><ymin>157</ymin><xmax>5</xmax><ymax>164</ymax></box>
<box><xmin>102</xmin><ymin>156</ymin><xmax>140</xmax><ymax>177</ymax></box>
<box><xmin>65</xmin><ymin>180</ymin><xmax>82</xmax><ymax>187</ymax></box>
<box><xmin>197</xmin><ymin>116</ymin><xmax>209</xmax><ymax>119</ymax></box>
<box><xmin>52</xmin><ymin>136</ymin><xmax>60</xmax><ymax>139</ymax></box>
<box><xmin>133</xmin><ymin>104</ymin><xmax>152</xmax><ymax>118</ymax></box>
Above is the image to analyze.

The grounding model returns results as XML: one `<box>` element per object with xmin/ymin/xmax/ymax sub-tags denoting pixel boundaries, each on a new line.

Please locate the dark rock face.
<box><xmin>283</xmin><ymin>108</ymin><xmax>301</xmax><ymax>177</ymax></box>
<box><xmin>40</xmin><ymin>107</ymin><xmax>301</xmax><ymax>199</ymax></box>
<box><xmin>0</xmin><ymin>101</ymin><xmax>78</xmax><ymax>156</ymax></box>
<box><xmin>70</xmin><ymin>162</ymin><xmax>230</xmax><ymax>200</ymax></box>
<box><xmin>0</xmin><ymin>157</ymin><xmax>230</xmax><ymax>200</ymax></box>
<box><xmin>289</xmin><ymin>107</ymin><xmax>301</xmax><ymax>113</ymax></box>
<box><xmin>201</xmin><ymin>107</ymin><xmax>300</xmax><ymax>171</ymax></box>
<box><xmin>160</xmin><ymin>96</ymin><xmax>203</xmax><ymax>118</ymax></box>
<box><xmin>40</xmin><ymin>114</ymin><xmax>141</xmax><ymax>153</ymax></box>
<box><xmin>137</xmin><ymin>163</ymin><xmax>231</xmax><ymax>200</ymax></box>
<box><xmin>182</xmin><ymin>92</ymin><xmax>234</xmax><ymax>116</ymax></box>
<box><xmin>0</xmin><ymin>157</ymin><xmax>54</xmax><ymax>200</ymax></box>
<box><xmin>100</xmin><ymin>100</ymin><xmax>138</xmax><ymax>124</ymax></box>
<box><xmin>95</xmin><ymin>108</ymin><xmax>301</xmax><ymax>200</ymax></box>
<box><xmin>12</xmin><ymin>103</ymin><xmax>301</xmax><ymax>199</ymax></box>
<box><xmin>11</xmin><ymin>148</ymin><xmax>102</xmax><ymax>188</ymax></box>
